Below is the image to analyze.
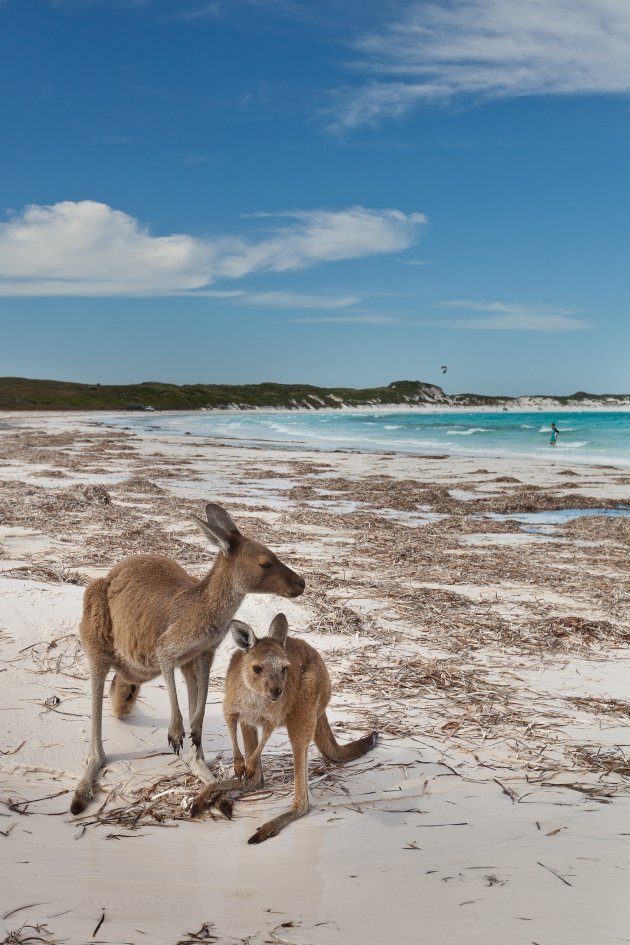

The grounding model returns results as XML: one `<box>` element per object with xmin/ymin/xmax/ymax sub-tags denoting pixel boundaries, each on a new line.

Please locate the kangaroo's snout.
<box><xmin>286</xmin><ymin>572</ymin><xmax>305</xmax><ymax>598</ymax></box>
<box><xmin>269</xmin><ymin>685</ymin><xmax>283</xmax><ymax>701</ymax></box>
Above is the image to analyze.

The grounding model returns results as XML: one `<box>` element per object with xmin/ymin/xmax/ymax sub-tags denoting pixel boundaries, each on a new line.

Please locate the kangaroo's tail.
<box><xmin>314</xmin><ymin>713</ymin><xmax>378</xmax><ymax>763</ymax></box>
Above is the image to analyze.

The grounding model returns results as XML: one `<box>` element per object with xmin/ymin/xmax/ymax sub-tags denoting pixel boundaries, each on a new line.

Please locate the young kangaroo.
<box><xmin>190</xmin><ymin>613</ymin><xmax>377</xmax><ymax>843</ymax></box>
<box><xmin>70</xmin><ymin>504</ymin><xmax>305</xmax><ymax>816</ymax></box>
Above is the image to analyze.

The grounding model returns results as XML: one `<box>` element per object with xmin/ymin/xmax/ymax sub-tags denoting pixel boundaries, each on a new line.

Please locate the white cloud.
<box><xmin>438</xmin><ymin>299</ymin><xmax>589</xmax><ymax>331</ymax></box>
<box><xmin>0</xmin><ymin>200</ymin><xmax>426</xmax><ymax>296</ymax></box>
<box><xmin>331</xmin><ymin>0</ymin><xmax>630</xmax><ymax>129</ymax></box>
<box><xmin>216</xmin><ymin>207</ymin><xmax>426</xmax><ymax>279</ymax></box>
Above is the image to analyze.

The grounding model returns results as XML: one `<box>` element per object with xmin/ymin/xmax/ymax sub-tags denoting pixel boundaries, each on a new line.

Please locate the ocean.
<box><xmin>103</xmin><ymin>409</ymin><xmax>630</xmax><ymax>467</ymax></box>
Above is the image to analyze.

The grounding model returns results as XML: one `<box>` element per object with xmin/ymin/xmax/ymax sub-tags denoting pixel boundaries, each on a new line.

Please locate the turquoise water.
<box><xmin>103</xmin><ymin>410</ymin><xmax>630</xmax><ymax>467</ymax></box>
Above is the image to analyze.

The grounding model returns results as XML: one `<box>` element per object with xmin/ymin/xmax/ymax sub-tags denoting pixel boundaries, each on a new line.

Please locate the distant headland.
<box><xmin>0</xmin><ymin>377</ymin><xmax>629</xmax><ymax>411</ymax></box>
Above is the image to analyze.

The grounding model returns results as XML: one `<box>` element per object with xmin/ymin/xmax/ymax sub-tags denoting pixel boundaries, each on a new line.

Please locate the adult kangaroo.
<box><xmin>70</xmin><ymin>504</ymin><xmax>305</xmax><ymax>815</ymax></box>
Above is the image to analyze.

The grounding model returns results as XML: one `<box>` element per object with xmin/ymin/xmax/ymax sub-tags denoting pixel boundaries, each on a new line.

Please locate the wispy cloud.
<box><xmin>179</xmin><ymin>1</ymin><xmax>220</xmax><ymax>19</ymax></box>
<box><xmin>455</xmin><ymin>314</ymin><xmax>589</xmax><ymax>331</ymax></box>
<box><xmin>0</xmin><ymin>200</ymin><xmax>425</xmax><ymax>296</ymax></box>
<box><xmin>183</xmin><ymin>152</ymin><xmax>220</xmax><ymax>166</ymax></box>
<box><xmin>241</xmin><ymin>291</ymin><xmax>360</xmax><ymax>308</ymax></box>
<box><xmin>330</xmin><ymin>0</ymin><xmax>630</xmax><ymax>129</ymax></box>
<box><xmin>290</xmin><ymin>314</ymin><xmax>397</xmax><ymax>324</ymax></box>
<box><xmin>438</xmin><ymin>299</ymin><xmax>589</xmax><ymax>331</ymax></box>
<box><xmin>441</xmin><ymin>300</ymin><xmax>576</xmax><ymax>316</ymax></box>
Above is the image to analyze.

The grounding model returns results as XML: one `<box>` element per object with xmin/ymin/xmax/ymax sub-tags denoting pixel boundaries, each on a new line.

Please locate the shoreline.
<box><xmin>5</xmin><ymin>407</ymin><xmax>630</xmax><ymax>469</ymax></box>
<box><xmin>5</xmin><ymin>401</ymin><xmax>630</xmax><ymax>418</ymax></box>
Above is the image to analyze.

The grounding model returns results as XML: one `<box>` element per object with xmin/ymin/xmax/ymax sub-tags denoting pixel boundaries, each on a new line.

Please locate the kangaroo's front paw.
<box><xmin>190</xmin><ymin>728</ymin><xmax>202</xmax><ymax>749</ymax></box>
<box><xmin>245</xmin><ymin>760</ymin><xmax>259</xmax><ymax>781</ymax></box>
<box><xmin>168</xmin><ymin>723</ymin><xmax>185</xmax><ymax>754</ymax></box>
<box><xmin>233</xmin><ymin>757</ymin><xmax>245</xmax><ymax>779</ymax></box>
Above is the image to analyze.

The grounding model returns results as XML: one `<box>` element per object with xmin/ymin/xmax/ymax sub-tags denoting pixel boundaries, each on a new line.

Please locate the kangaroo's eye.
<box><xmin>281</xmin><ymin>666</ymin><xmax>288</xmax><ymax>675</ymax></box>
<box><xmin>259</xmin><ymin>560</ymin><xmax>273</xmax><ymax>570</ymax></box>
<box><xmin>252</xmin><ymin>665</ymin><xmax>263</xmax><ymax>675</ymax></box>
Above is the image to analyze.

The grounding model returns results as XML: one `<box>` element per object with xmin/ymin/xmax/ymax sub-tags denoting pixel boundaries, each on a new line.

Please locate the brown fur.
<box><xmin>70</xmin><ymin>505</ymin><xmax>305</xmax><ymax>815</ymax></box>
<box><xmin>190</xmin><ymin>614</ymin><xmax>377</xmax><ymax>842</ymax></box>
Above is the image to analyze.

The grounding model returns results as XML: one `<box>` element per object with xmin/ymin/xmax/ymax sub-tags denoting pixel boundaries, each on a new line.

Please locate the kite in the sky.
<box><xmin>441</xmin><ymin>365</ymin><xmax>448</xmax><ymax>374</ymax></box>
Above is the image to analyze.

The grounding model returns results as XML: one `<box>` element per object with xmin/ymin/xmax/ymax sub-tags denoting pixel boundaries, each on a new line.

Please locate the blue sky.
<box><xmin>1</xmin><ymin>0</ymin><xmax>629</xmax><ymax>395</ymax></box>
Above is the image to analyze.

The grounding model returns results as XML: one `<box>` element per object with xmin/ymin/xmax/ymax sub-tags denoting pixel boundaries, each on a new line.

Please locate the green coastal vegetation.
<box><xmin>0</xmin><ymin>376</ymin><xmax>628</xmax><ymax>411</ymax></box>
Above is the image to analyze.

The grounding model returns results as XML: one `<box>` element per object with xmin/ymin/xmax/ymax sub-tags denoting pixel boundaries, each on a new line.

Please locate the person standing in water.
<box><xmin>550</xmin><ymin>422</ymin><xmax>560</xmax><ymax>446</ymax></box>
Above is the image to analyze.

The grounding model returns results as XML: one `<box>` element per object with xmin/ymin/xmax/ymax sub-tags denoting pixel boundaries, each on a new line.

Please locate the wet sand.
<box><xmin>1</xmin><ymin>411</ymin><xmax>629</xmax><ymax>945</ymax></box>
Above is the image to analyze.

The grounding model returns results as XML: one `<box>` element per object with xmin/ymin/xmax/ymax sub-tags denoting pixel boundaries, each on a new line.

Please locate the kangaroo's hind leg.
<box><xmin>189</xmin><ymin>653</ymin><xmax>212</xmax><ymax>750</ymax></box>
<box><xmin>181</xmin><ymin>658</ymin><xmax>216</xmax><ymax>786</ymax></box>
<box><xmin>70</xmin><ymin>660</ymin><xmax>109</xmax><ymax>815</ymax></box>
<box><xmin>181</xmin><ymin>659</ymin><xmax>199</xmax><ymax>730</ymax></box>
<box><xmin>248</xmin><ymin>716</ymin><xmax>316</xmax><ymax>844</ymax></box>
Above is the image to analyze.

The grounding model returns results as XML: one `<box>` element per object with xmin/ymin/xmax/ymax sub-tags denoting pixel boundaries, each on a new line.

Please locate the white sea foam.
<box><xmin>447</xmin><ymin>427</ymin><xmax>488</xmax><ymax>436</ymax></box>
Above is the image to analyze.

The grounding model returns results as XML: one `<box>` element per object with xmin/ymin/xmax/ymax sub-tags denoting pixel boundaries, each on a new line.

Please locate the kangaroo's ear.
<box><xmin>230</xmin><ymin>620</ymin><xmax>258</xmax><ymax>651</ymax></box>
<box><xmin>191</xmin><ymin>504</ymin><xmax>239</xmax><ymax>553</ymax></box>
<box><xmin>268</xmin><ymin>613</ymin><xmax>289</xmax><ymax>647</ymax></box>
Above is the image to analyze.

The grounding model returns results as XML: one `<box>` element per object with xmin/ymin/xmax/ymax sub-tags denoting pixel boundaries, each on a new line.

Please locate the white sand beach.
<box><xmin>1</xmin><ymin>411</ymin><xmax>629</xmax><ymax>945</ymax></box>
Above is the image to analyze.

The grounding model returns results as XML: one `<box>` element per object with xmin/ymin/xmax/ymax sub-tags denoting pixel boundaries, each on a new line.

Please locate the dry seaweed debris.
<box><xmin>531</xmin><ymin>615</ymin><xmax>629</xmax><ymax>650</ymax></box>
<box><xmin>338</xmin><ymin>648</ymin><xmax>507</xmax><ymax>701</ymax></box>
<box><xmin>305</xmin><ymin>592</ymin><xmax>398</xmax><ymax>644</ymax></box>
<box><xmin>335</xmin><ymin>646</ymin><xmax>519</xmax><ymax>739</ymax></box>
<box><xmin>293</xmin><ymin>476</ymin><xmax>464</xmax><ymax>515</ymax></box>
<box><xmin>81</xmin><ymin>484</ymin><xmax>111</xmax><ymax>505</ymax></box>
<box><xmin>174</xmin><ymin>923</ymin><xmax>219</xmax><ymax>945</ymax></box>
<box><xmin>440</xmin><ymin>608</ymin><xmax>627</xmax><ymax>656</ymax></box>
<box><xmin>306</xmin><ymin>597</ymin><xmax>370</xmax><ymax>636</ymax></box>
<box><xmin>472</xmin><ymin>491</ymin><xmax>628</xmax><ymax>516</ymax></box>
<box><xmin>568</xmin><ymin>697</ymin><xmax>630</xmax><ymax>717</ymax></box>
<box><xmin>1</xmin><ymin>922</ymin><xmax>64</xmax><ymax>945</ymax></box>
<box><xmin>571</xmin><ymin>745</ymin><xmax>630</xmax><ymax>778</ymax></box>
<box><xmin>111</xmin><ymin>477</ymin><xmax>167</xmax><ymax>495</ymax></box>
<box><xmin>29</xmin><ymin>469</ymin><xmax>68</xmax><ymax>479</ymax></box>
<box><xmin>0</xmin><ymin>565</ymin><xmax>87</xmax><ymax>586</ymax></box>
<box><xmin>76</xmin><ymin>771</ymin><xmax>209</xmax><ymax>830</ymax></box>
<box><xmin>74</xmin><ymin>752</ymin><xmax>349</xmax><ymax>831</ymax></box>
<box><xmin>562</xmin><ymin>514</ymin><xmax>630</xmax><ymax>544</ymax></box>
<box><xmin>21</xmin><ymin>633</ymin><xmax>88</xmax><ymax>680</ymax></box>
